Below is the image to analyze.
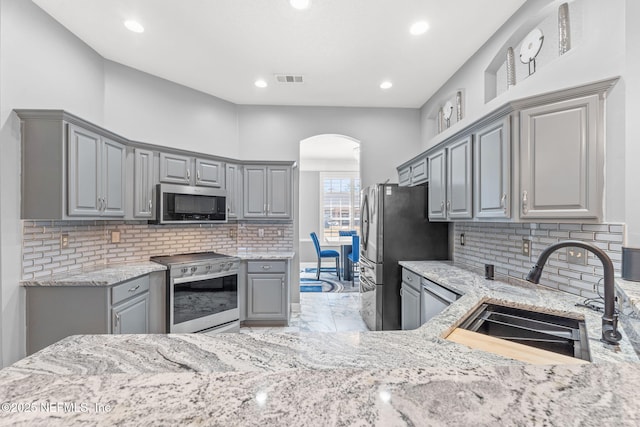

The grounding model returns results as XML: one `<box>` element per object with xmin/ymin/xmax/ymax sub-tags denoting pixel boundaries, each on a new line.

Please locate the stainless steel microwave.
<box><xmin>153</xmin><ymin>184</ymin><xmax>227</xmax><ymax>224</ymax></box>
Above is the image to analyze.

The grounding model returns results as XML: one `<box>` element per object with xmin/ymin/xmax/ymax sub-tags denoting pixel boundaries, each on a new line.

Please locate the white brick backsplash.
<box><xmin>454</xmin><ymin>221</ymin><xmax>625</xmax><ymax>299</ymax></box>
<box><xmin>22</xmin><ymin>220</ymin><xmax>293</xmax><ymax>278</ymax></box>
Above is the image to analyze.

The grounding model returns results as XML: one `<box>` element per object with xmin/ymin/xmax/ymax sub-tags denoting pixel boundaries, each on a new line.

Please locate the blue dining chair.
<box><xmin>310</xmin><ymin>232</ymin><xmax>341</xmax><ymax>280</ymax></box>
<box><xmin>338</xmin><ymin>230</ymin><xmax>357</xmax><ymax>236</ymax></box>
<box><xmin>347</xmin><ymin>235</ymin><xmax>360</xmax><ymax>285</ymax></box>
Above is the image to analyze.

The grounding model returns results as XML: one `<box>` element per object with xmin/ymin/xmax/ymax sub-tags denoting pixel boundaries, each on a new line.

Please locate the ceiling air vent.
<box><xmin>275</xmin><ymin>74</ymin><xmax>304</xmax><ymax>84</ymax></box>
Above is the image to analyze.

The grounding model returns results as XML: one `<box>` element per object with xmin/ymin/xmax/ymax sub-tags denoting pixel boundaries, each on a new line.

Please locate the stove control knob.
<box><xmin>190</xmin><ymin>266</ymin><xmax>198</xmax><ymax>274</ymax></box>
<box><xmin>206</xmin><ymin>265</ymin><xmax>212</xmax><ymax>271</ymax></box>
<box><xmin>181</xmin><ymin>267</ymin><xmax>188</xmax><ymax>275</ymax></box>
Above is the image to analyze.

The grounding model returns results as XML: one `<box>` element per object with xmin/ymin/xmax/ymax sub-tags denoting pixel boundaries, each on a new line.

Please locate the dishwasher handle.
<box><xmin>422</xmin><ymin>282</ymin><xmax>459</xmax><ymax>306</ymax></box>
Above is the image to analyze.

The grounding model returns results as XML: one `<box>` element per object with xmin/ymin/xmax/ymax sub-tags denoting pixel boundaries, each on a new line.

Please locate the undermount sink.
<box><xmin>456</xmin><ymin>302</ymin><xmax>591</xmax><ymax>362</ymax></box>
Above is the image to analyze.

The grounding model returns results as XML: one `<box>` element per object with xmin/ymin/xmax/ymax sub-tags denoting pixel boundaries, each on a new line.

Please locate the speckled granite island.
<box><xmin>3</xmin><ymin>261</ymin><xmax>640</xmax><ymax>425</ymax></box>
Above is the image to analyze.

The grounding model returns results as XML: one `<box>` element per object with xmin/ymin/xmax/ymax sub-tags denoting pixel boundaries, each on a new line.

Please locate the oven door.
<box><xmin>169</xmin><ymin>272</ymin><xmax>239</xmax><ymax>333</ymax></box>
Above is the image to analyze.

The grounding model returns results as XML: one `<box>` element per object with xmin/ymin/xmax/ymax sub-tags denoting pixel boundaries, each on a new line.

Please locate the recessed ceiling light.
<box><xmin>410</xmin><ymin>21</ymin><xmax>430</xmax><ymax>36</ymax></box>
<box><xmin>124</xmin><ymin>20</ymin><xmax>144</xmax><ymax>33</ymax></box>
<box><xmin>380</xmin><ymin>81</ymin><xmax>393</xmax><ymax>90</ymax></box>
<box><xmin>290</xmin><ymin>0</ymin><xmax>311</xmax><ymax>10</ymax></box>
<box><xmin>254</xmin><ymin>79</ymin><xmax>268</xmax><ymax>88</ymax></box>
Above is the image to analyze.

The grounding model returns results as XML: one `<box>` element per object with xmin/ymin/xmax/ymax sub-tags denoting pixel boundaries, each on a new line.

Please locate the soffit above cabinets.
<box><xmin>32</xmin><ymin>0</ymin><xmax>526</xmax><ymax>108</ymax></box>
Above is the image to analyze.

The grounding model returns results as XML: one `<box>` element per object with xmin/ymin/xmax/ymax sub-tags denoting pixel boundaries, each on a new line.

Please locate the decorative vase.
<box><xmin>456</xmin><ymin>91</ymin><xmax>463</xmax><ymax>122</ymax></box>
<box><xmin>507</xmin><ymin>47</ymin><xmax>516</xmax><ymax>88</ymax></box>
<box><xmin>558</xmin><ymin>3</ymin><xmax>571</xmax><ymax>55</ymax></box>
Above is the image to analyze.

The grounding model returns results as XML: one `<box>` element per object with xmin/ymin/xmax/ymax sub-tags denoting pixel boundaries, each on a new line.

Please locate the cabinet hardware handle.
<box><xmin>262</xmin><ymin>265</ymin><xmax>271</xmax><ymax>270</ymax></box>
<box><xmin>114</xmin><ymin>313</ymin><xmax>120</xmax><ymax>328</ymax></box>
<box><xmin>522</xmin><ymin>190</ymin><xmax>528</xmax><ymax>214</ymax></box>
<box><xmin>267</xmin><ymin>204</ymin><xmax>270</xmax><ymax>213</ymax></box>
<box><xmin>281</xmin><ymin>279</ymin><xmax>284</xmax><ymax>289</ymax></box>
<box><xmin>446</xmin><ymin>200</ymin><xmax>451</xmax><ymax>213</ymax></box>
<box><xmin>128</xmin><ymin>285</ymin><xmax>140</xmax><ymax>293</ymax></box>
<box><xmin>400</xmin><ymin>288</ymin><xmax>404</xmax><ymax>296</ymax></box>
<box><xmin>186</xmin><ymin>169</ymin><xmax>191</xmax><ymax>181</ymax></box>
<box><xmin>440</xmin><ymin>201</ymin><xmax>444</xmax><ymax>212</ymax></box>
<box><xmin>263</xmin><ymin>204</ymin><xmax>267</xmax><ymax>213</ymax></box>
<box><xmin>197</xmin><ymin>170</ymin><xmax>201</xmax><ymax>182</ymax></box>
<box><xmin>149</xmin><ymin>199</ymin><xmax>153</xmax><ymax>211</ymax></box>
<box><xmin>407</xmin><ymin>276</ymin><xmax>412</xmax><ymax>282</ymax></box>
<box><xmin>97</xmin><ymin>197</ymin><xmax>101</xmax><ymax>211</ymax></box>
<box><xmin>500</xmin><ymin>193</ymin><xmax>507</xmax><ymax>214</ymax></box>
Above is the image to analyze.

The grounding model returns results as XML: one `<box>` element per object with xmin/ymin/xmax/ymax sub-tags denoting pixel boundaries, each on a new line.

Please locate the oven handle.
<box><xmin>173</xmin><ymin>270</ymin><xmax>238</xmax><ymax>284</ymax></box>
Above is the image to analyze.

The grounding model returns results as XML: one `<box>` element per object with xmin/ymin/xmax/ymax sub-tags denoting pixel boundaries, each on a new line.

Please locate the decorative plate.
<box><xmin>442</xmin><ymin>101</ymin><xmax>453</xmax><ymax>120</ymax></box>
<box><xmin>519</xmin><ymin>28</ymin><xmax>544</xmax><ymax>64</ymax></box>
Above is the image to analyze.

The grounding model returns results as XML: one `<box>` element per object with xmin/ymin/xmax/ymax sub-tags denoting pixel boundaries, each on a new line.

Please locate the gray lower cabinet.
<box><xmin>26</xmin><ymin>273</ymin><xmax>164</xmax><ymax>355</ymax></box>
<box><xmin>243</xmin><ymin>165</ymin><xmax>292</xmax><ymax>219</ymax></box>
<box><xmin>225</xmin><ymin>163</ymin><xmax>242</xmax><ymax>219</ymax></box>
<box><xmin>401</xmin><ymin>268</ymin><xmax>421</xmax><ymax>330</ymax></box>
<box><xmin>133</xmin><ymin>148</ymin><xmax>156</xmax><ymax>218</ymax></box>
<box><xmin>67</xmin><ymin>124</ymin><xmax>126</xmax><ymax>217</ymax></box>
<box><xmin>112</xmin><ymin>293</ymin><xmax>149</xmax><ymax>334</ymax></box>
<box><xmin>245</xmin><ymin>260</ymin><xmax>289</xmax><ymax>323</ymax></box>
<box><xmin>474</xmin><ymin>116</ymin><xmax>511</xmax><ymax>219</ymax></box>
<box><xmin>519</xmin><ymin>94</ymin><xmax>600</xmax><ymax>219</ymax></box>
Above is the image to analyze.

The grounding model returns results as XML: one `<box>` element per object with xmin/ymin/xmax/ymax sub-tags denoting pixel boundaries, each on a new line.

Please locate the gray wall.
<box><xmin>104</xmin><ymin>61</ymin><xmax>240</xmax><ymax>158</ymax></box>
<box><xmin>0</xmin><ymin>0</ymin><xmax>106</xmax><ymax>366</ymax></box>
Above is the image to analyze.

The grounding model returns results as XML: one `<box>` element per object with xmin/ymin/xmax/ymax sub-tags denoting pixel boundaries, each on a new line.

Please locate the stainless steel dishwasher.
<box><xmin>420</xmin><ymin>278</ymin><xmax>461</xmax><ymax>324</ymax></box>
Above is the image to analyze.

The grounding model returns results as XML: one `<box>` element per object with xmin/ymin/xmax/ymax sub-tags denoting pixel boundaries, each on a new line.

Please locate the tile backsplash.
<box><xmin>22</xmin><ymin>220</ymin><xmax>293</xmax><ymax>279</ymax></box>
<box><xmin>453</xmin><ymin>222</ymin><xmax>624</xmax><ymax>299</ymax></box>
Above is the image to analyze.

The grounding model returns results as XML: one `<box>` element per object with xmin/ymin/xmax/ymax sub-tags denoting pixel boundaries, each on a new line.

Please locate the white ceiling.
<box><xmin>32</xmin><ymin>0</ymin><xmax>526</xmax><ymax>108</ymax></box>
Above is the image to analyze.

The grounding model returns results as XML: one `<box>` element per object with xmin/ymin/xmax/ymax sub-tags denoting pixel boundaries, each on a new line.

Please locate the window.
<box><xmin>320</xmin><ymin>172</ymin><xmax>360</xmax><ymax>242</ymax></box>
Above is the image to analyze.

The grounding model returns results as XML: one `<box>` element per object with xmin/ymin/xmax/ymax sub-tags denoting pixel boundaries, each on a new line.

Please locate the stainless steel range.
<box><xmin>151</xmin><ymin>252</ymin><xmax>240</xmax><ymax>333</ymax></box>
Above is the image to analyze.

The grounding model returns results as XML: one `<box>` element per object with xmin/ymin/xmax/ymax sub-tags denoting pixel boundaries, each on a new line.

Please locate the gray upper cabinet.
<box><xmin>446</xmin><ymin>136</ymin><xmax>473</xmax><ymax>220</ymax></box>
<box><xmin>225</xmin><ymin>163</ymin><xmax>242</xmax><ymax>219</ymax></box>
<box><xmin>519</xmin><ymin>94</ymin><xmax>600</xmax><ymax>219</ymax></box>
<box><xmin>195</xmin><ymin>158</ymin><xmax>224</xmax><ymax>187</ymax></box>
<box><xmin>133</xmin><ymin>148</ymin><xmax>155</xmax><ymax>218</ymax></box>
<box><xmin>68</xmin><ymin>124</ymin><xmax>125</xmax><ymax>217</ymax></box>
<box><xmin>397</xmin><ymin>155</ymin><xmax>428</xmax><ymax>187</ymax></box>
<box><xmin>243</xmin><ymin>165</ymin><xmax>292</xmax><ymax>219</ymax></box>
<box><xmin>159</xmin><ymin>152</ymin><xmax>192</xmax><ymax>185</ymax></box>
<box><xmin>474</xmin><ymin>117</ymin><xmax>511</xmax><ymax>219</ymax></box>
<box><xmin>427</xmin><ymin>149</ymin><xmax>447</xmax><ymax>220</ymax></box>
<box><xmin>160</xmin><ymin>153</ymin><xmax>223</xmax><ymax>187</ymax></box>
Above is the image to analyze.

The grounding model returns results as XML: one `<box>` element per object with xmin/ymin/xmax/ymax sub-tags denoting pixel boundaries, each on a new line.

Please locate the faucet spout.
<box><xmin>525</xmin><ymin>240</ymin><xmax>621</xmax><ymax>345</ymax></box>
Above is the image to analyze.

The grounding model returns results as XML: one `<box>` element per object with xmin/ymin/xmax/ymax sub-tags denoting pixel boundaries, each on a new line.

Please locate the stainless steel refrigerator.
<box><xmin>359</xmin><ymin>183</ymin><xmax>449</xmax><ymax>331</ymax></box>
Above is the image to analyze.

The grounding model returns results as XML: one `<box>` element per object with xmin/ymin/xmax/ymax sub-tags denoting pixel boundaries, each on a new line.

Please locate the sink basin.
<box><xmin>457</xmin><ymin>302</ymin><xmax>591</xmax><ymax>362</ymax></box>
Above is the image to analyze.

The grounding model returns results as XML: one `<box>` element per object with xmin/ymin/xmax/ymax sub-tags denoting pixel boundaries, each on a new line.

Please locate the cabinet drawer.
<box><xmin>247</xmin><ymin>261</ymin><xmax>286</xmax><ymax>274</ymax></box>
<box><xmin>112</xmin><ymin>275</ymin><xmax>150</xmax><ymax>305</ymax></box>
<box><xmin>402</xmin><ymin>268</ymin><xmax>421</xmax><ymax>291</ymax></box>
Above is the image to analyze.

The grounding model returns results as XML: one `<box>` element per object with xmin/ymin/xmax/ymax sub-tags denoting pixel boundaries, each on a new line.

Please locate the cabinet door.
<box><xmin>474</xmin><ymin>117</ymin><xmax>511</xmax><ymax>219</ymax></box>
<box><xmin>398</xmin><ymin>166</ymin><xmax>411</xmax><ymax>186</ymax></box>
<box><xmin>225</xmin><ymin>163</ymin><xmax>242</xmax><ymax>219</ymax></box>
<box><xmin>134</xmin><ymin>148</ymin><xmax>155</xmax><ymax>218</ymax></box>
<box><xmin>401</xmin><ymin>283</ymin><xmax>421</xmax><ymax>330</ymax></box>
<box><xmin>112</xmin><ymin>292</ymin><xmax>149</xmax><ymax>334</ymax></box>
<box><xmin>410</xmin><ymin>157</ymin><xmax>428</xmax><ymax>185</ymax></box>
<box><xmin>67</xmin><ymin>124</ymin><xmax>101</xmax><ymax>216</ymax></box>
<box><xmin>447</xmin><ymin>136</ymin><xmax>473</xmax><ymax>219</ymax></box>
<box><xmin>159</xmin><ymin>152</ymin><xmax>192</xmax><ymax>184</ymax></box>
<box><xmin>247</xmin><ymin>274</ymin><xmax>286</xmax><ymax>320</ymax></box>
<box><xmin>195</xmin><ymin>158</ymin><xmax>223</xmax><ymax>187</ymax></box>
<box><xmin>519</xmin><ymin>95</ymin><xmax>599</xmax><ymax>219</ymax></box>
<box><xmin>427</xmin><ymin>149</ymin><xmax>447</xmax><ymax>220</ymax></box>
<box><xmin>267</xmin><ymin>166</ymin><xmax>291</xmax><ymax>218</ymax></box>
<box><xmin>102</xmin><ymin>138</ymin><xmax>126</xmax><ymax>216</ymax></box>
<box><xmin>243</xmin><ymin>166</ymin><xmax>267</xmax><ymax>217</ymax></box>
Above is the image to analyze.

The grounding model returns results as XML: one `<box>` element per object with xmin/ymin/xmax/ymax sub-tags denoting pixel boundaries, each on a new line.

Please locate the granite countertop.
<box><xmin>3</xmin><ymin>261</ymin><xmax>639</xmax><ymax>425</ymax></box>
<box><xmin>20</xmin><ymin>261</ymin><xmax>167</xmax><ymax>287</ymax></box>
<box><xmin>232</xmin><ymin>251</ymin><xmax>296</xmax><ymax>260</ymax></box>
